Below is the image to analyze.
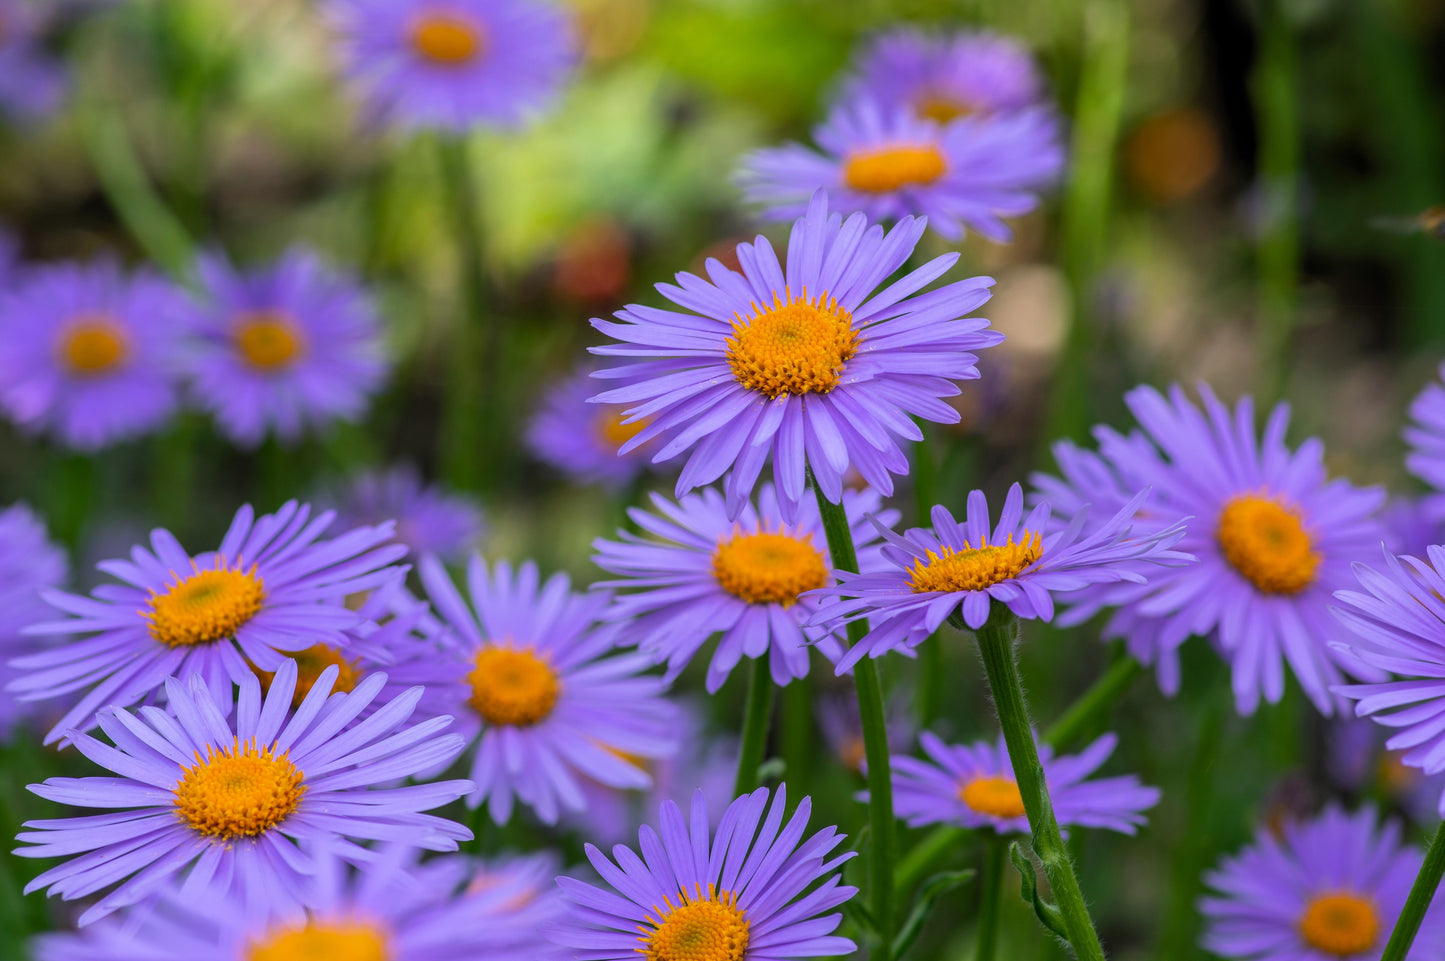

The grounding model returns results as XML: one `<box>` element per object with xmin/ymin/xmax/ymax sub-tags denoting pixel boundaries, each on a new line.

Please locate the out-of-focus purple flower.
<box><xmin>179</xmin><ymin>249</ymin><xmax>387</xmax><ymax>446</ymax></box>
<box><xmin>739</xmin><ymin>101</ymin><xmax>1064</xmax><ymax>242</ymax></box>
<box><xmin>817</xmin><ymin>686</ymin><xmax>913</xmax><ymax>775</ymax></box>
<box><xmin>1328</xmin><ymin>716</ymin><xmax>1444</xmax><ymax>825</ymax></box>
<box><xmin>525</xmin><ymin>363</ymin><xmax>656</xmax><ymax>489</ymax></box>
<box><xmin>0</xmin><ymin>503</ymin><xmax>67</xmax><ymax>737</ymax></box>
<box><xmin>327</xmin><ymin>0</ymin><xmax>574</xmax><ymax>133</ymax></box>
<box><xmin>0</xmin><ymin>261</ymin><xmax>188</xmax><ymax>449</ymax></box>
<box><xmin>550</xmin><ymin>786</ymin><xmax>858</xmax><ymax>960</ymax></box>
<box><xmin>321</xmin><ymin>464</ymin><xmax>485</xmax><ymax>562</ymax></box>
<box><xmin>890</xmin><ymin>731</ymin><xmax>1159</xmax><ymax>835</ymax></box>
<box><xmin>0</xmin><ymin>1</ymin><xmax>66</xmax><ymax>124</ymax></box>
<box><xmin>1381</xmin><ymin>495</ymin><xmax>1444</xmax><ymax>560</ymax></box>
<box><xmin>1406</xmin><ymin>365</ymin><xmax>1445</xmax><ymax>522</ymax></box>
<box><xmin>1200</xmin><ymin>805</ymin><xmax>1444</xmax><ymax>961</ymax></box>
<box><xmin>839</xmin><ymin>28</ymin><xmax>1048</xmax><ymax>125</ymax></box>
<box><xmin>591</xmin><ymin>190</ymin><xmax>1001</xmax><ymax>522</ymax></box>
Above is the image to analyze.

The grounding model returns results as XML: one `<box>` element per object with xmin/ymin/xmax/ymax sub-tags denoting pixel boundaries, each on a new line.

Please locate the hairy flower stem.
<box><xmin>973</xmin><ymin>609</ymin><xmax>1107</xmax><ymax>961</ymax></box>
<box><xmin>814</xmin><ymin>482</ymin><xmax>896</xmax><ymax>961</ymax></box>
<box><xmin>976</xmin><ymin>833</ymin><xmax>1007</xmax><ymax>961</ymax></box>
<box><xmin>1381</xmin><ymin>821</ymin><xmax>1445</xmax><ymax>961</ymax></box>
<box><xmin>734</xmin><ymin>656</ymin><xmax>774</xmax><ymax>796</ymax></box>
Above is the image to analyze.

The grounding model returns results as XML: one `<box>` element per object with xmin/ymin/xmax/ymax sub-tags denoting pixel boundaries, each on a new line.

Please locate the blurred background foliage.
<box><xmin>1</xmin><ymin>0</ymin><xmax>1443</xmax><ymax>958</ymax></box>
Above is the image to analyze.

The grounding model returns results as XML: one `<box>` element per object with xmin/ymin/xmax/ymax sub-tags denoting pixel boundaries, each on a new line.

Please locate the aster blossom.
<box><xmin>1404</xmin><ymin>364</ymin><xmax>1445</xmax><ymax>522</ymax></box>
<box><xmin>810</xmin><ymin>482</ymin><xmax>1189</xmax><ymax>674</ymax></box>
<box><xmin>394</xmin><ymin>553</ymin><xmax>679</xmax><ymax>824</ymax></box>
<box><xmin>593</xmin><ymin>484</ymin><xmax>898</xmax><ymax>691</ymax></box>
<box><xmin>591</xmin><ymin>190</ymin><xmax>1001</xmax><ymax>521</ymax></box>
<box><xmin>1327</xmin><ymin>716</ymin><xmax>1445</xmax><ymax>825</ymax></box>
<box><xmin>1200</xmin><ymin>805</ymin><xmax>1444</xmax><ymax>961</ymax></box>
<box><xmin>1078</xmin><ymin>384</ymin><xmax>1388</xmax><ymax>716</ymax></box>
<box><xmin>327</xmin><ymin>0</ymin><xmax>574</xmax><ymax>133</ymax></box>
<box><xmin>0</xmin><ymin>261</ymin><xmax>188</xmax><ymax>449</ymax></box>
<box><xmin>179</xmin><ymin>248</ymin><xmax>387</xmax><ymax>446</ymax></box>
<box><xmin>0</xmin><ymin>503</ymin><xmax>68</xmax><ymax>736</ymax></box>
<box><xmin>525</xmin><ymin>362</ymin><xmax>656</xmax><ymax>489</ymax></box>
<box><xmin>550</xmin><ymin>785</ymin><xmax>857</xmax><ymax>961</ymax></box>
<box><xmin>17</xmin><ymin>661</ymin><xmax>472</xmax><ymax>925</ymax></box>
<box><xmin>0</xmin><ymin>0</ymin><xmax>66</xmax><ymax>123</ymax></box>
<box><xmin>738</xmin><ymin>100</ymin><xmax>1064</xmax><ymax>242</ymax></box>
<box><xmin>890</xmin><ymin>731</ymin><xmax>1160</xmax><ymax>835</ymax></box>
<box><xmin>10</xmin><ymin>500</ymin><xmax>407</xmax><ymax>744</ymax></box>
<box><xmin>321</xmin><ymin>464</ymin><xmax>485</xmax><ymax>562</ymax></box>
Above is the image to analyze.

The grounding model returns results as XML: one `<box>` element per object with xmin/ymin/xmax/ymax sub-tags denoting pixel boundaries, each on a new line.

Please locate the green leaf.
<box><xmin>1009</xmin><ymin>842</ymin><xmax>1070</xmax><ymax>940</ymax></box>
<box><xmin>892</xmin><ymin>868</ymin><xmax>976</xmax><ymax>959</ymax></box>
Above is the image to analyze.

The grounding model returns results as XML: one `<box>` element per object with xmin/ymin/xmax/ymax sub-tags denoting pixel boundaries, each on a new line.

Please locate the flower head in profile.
<box><xmin>179</xmin><ymin>249</ymin><xmax>387</xmax><ymax>446</ymax></box>
<box><xmin>839</xmin><ymin>28</ymin><xmax>1048</xmax><ymax>125</ymax></box>
<box><xmin>0</xmin><ymin>503</ymin><xmax>67</xmax><ymax>737</ymax></box>
<box><xmin>810</xmin><ymin>482</ymin><xmax>1188</xmax><ymax>675</ymax></box>
<box><xmin>1200</xmin><ymin>805</ymin><xmax>1445</xmax><ymax>961</ymax></box>
<box><xmin>327</xmin><ymin>0</ymin><xmax>574</xmax><ymax>132</ymax></box>
<box><xmin>10</xmin><ymin>500</ymin><xmax>407</xmax><ymax>744</ymax></box>
<box><xmin>550</xmin><ymin>785</ymin><xmax>857</xmax><ymax>961</ymax></box>
<box><xmin>591</xmin><ymin>191</ymin><xmax>1001</xmax><ymax>521</ymax></box>
<box><xmin>397</xmin><ymin>554</ymin><xmax>679</xmax><ymax>824</ymax></box>
<box><xmin>1077</xmin><ymin>384</ymin><xmax>1388</xmax><ymax>716</ymax></box>
<box><xmin>594</xmin><ymin>484</ymin><xmax>898</xmax><ymax>691</ymax></box>
<box><xmin>17</xmin><ymin>661</ymin><xmax>472</xmax><ymax>925</ymax></box>
<box><xmin>890</xmin><ymin>731</ymin><xmax>1159</xmax><ymax>835</ymax></box>
<box><xmin>0</xmin><ymin>0</ymin><xmax>66</xmax><ymax>123</ymax></box>
<box><xmin>321</xmin><ymin>464</ymin><xmax>485</xmax><ymax>562</ymax></box>
<box><xmin>526</xmin><ymin>363</ymin><xmax>656</xmax><ymax>489</ymax></box>
<box><xmin>739</xmin><ymin>101</ymin><xmax>1063</xmax><ymax>242</ymax></box>
<box><xmin>0</xmin><ymin>262</ymin><xmax>187</xmax><ymax>449</ymax></box>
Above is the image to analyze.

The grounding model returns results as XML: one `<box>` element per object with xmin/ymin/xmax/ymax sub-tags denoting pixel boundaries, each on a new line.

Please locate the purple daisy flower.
<box><xmin>1405</xmin><ymin>366</ymin><xmax>1445</xmax><ymax>522</ymax></box>
<box><xmin>321</xmin><ymin>464</ymin><xmax>485</xmax><ymax>562</ymax></box>
<box><xmin>525</xmin><ymin>363</ymin><xmax>657</xmax><ymax>489</ymax></box>
<box><xmin>17</xmin><ymin>660</ymin><xmax>473</xmax><ymax>926</ymax></box>
<box><xmin>0</xmin><ymin>0</ymin><xmax>66</xmax><ymax>123</ymax></box>
<box><xmin>10</xmin><ymin>500</ymin><xmax>407</xmax><ymax>744</ymax></box>
<box><xmin>593</xmin><ymin>484</ymin><xmax>898</xmax><ymax>692</ymax></box>
<box><xmin>1328</xmin><ymin>716</ymin><xmax>1445</xmax><ymax>824</ymax></box>
<box><xmin>810</xmin><ymin>482</ymin><xmax>1189</xmax><ymax>675</ymax></box>
<box><xmin>1087</xmin><ymin>384</ymin><xmax>1389</xmax><ymax>716</ymax></box>
<box><xmin>0</xmin><ymin>502</ymin><xmax>68</xmax><ymax>736</ymax></box>
<box><xmin>890</xmin><ymin>731</ymin><xmax>1160</xmax><ymax>835</ymax></box>
<box><xmin>738</xmin><ymin>100</ymin><xmax>1064</xmax><ymax>243</ymax></box>
<box><xmin>179</xmin><ymin>249</ymin><xmax>387</xmax><ymax>446</ymax></box>
<box><xmin>591</xmin><ymin>190</ymin><xmax>1002</xmax><ymax>521</ymax></box>
<box><xmin>817</xmin><ymin>686</ymin><xmax>914</xmax><ymax>775</ymax></box>
<box><xmin>839</xmin><ymin>28</ymin><xmax>1048</xmax><ymax>125</ymax></box>
<box><xmin>395</xmin><ymin>554</ymin><xmax>679</xmax><ymax>824</ymax></box>
<box><xmin>327</xmin><ymin>0</ymin><xmax>574</xmax><ymax>133</ymax></box>
<box><xmin>1200</xmin><ymin>805</ymin><xmax>1445</xmax><ymax>961</ymax></box>
<box><xmin>550</xmin><ymin>785</ymin><xmax>857</xmax><ymax>961</ymax></box>
<box><xmin>1381</xmin><ymin>495</ymin><xmax>1444</xmax><ymax>561</ymax></box>
<box><xmin>0</xmin><ymin>229</ymin><xmax>22</xmax><ymax>288</ymax></box>
<box><xmin>0</xmin><ymin>261</ymin><xmax>188</xmax><ymax>449</ymax></box>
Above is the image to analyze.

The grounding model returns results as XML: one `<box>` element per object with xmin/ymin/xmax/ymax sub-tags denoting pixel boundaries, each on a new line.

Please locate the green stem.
<box><xmin>1043</xmin><ymin>655</ymin><xmax>1142</xmax><ymax>750</ymax></box>
<box><xmin>782</xmin><ymin>673</ymin><xmax>812</xmax><ymax>790</ymax></box>
<box><xmin>1381</xmin><ymin>822</ymin><xmax>1445</xmax><ymax>961</ymax></box>
<box><xmin>974</xmin><ymin>610</ymin><xmax>1106</xmax><ymax>961</ymax></box>
<box><xmin>814</xmin><ymin>482</ymin><xmax>896</xmax><ymax>961</ymax></box>
<box><xmin>734</xmin><ymin>657</ymin><xmax>775</xmax><ymax>796</ymax></box>
<box><xmin>895</xmin><ymin>826</ymin><xmax>968</xmax><ymax>897</ymax></box>
<box><xmin>975</xmin><ymin>834</ymin><xmax>1007</xmax><ymax>961</ymax></box>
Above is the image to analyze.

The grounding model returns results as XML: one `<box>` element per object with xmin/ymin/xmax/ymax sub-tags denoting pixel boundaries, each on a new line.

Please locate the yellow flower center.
<box><xmin>725</xmin><ymin>289</ymin><xmax>858</xmax><ymax>399</ymax></box>
<box><xmin>640</xmin><ymin>884</ymin><xmax>750</xmax><ymax>961</ymax></box>
<box><xmin>1216</xmin><ymin>494</ymin><xmax>1320</xmax><ymax>595</ymax></box>
<box><xmin>711</xmin><ymin>529</ymin><xmax>830</xmax><ymax>607</ymax></box>
<box><xmin>145</xmin><ymin>561</ymin><xmax>267</xmax><ymax>648</ymax></box>
<box><xmin>1378</xmin><ymin>751</ymin><xmax>1420</xmax><ymax>796</ymax></box>
<box><xmin>59</xmin><ymin>315</ymin><xmax>129</xmax><ymax>376</ymax></box>
<box><xmin>843</xmin><ymin>144</ymin><xmax>948</xmax><ymax>194</ymax></box>
<box><xmin>907</xmin><ymin>533</ymin><xmax>1043</xmax><ymax>594</ymax></box>
<box><xmin>958</xmin><ymin>775</ymin><xmax>1027</xmax><ymax>819</ymax></box>
<box><xmin>174</xmin><ymin>739</ymin><xmax>305</xmax><ymax>841</ymax></box>
<box><xmin>467</xmin><ymin>646</ymin><xmax>560</xmax><ymax>727</ymax></box>
<box><xmin>234</xmin><ymin>312</ymin><xmax>305</xmax><ymax>371</ymax></box>
<box><xmin>257</xmin><ymin>644</ymin><xmax>361</xmax><ymax>708</ymax></box>
<box><xmin>1297</xmin><ymin>892</ymin><xmax>1379</xmax><ymax>957</ymax></box>
<box><xmin>409</xmin><ymin>12</ymin><xmax>485</xmax><ymax>65</ymax></box>
<box><xmin>914</xmin><ymin>94</ymin><xmax>978</xmax><ymax>125</ymax></box>
<box><xmin>247</xmin><ymin>920</ymin><xmax>388</xmax><ymax>961</ymax></box>
<box><xmin>839</xmin><ymin>735</ymin><xmax>866</xmax><ymax>773</ymax></box>
<box><xmin>600</xmin><ymin>408</ymin><xmax>649</xmax><ymax>447</ymax></box>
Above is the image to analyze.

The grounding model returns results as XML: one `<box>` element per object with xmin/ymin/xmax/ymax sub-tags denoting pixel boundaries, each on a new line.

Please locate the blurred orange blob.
<box><xmin>1124</xmin><ymin>107</ymin><xmax>1221</xmax><ymax>203</ymax></box>
<box><xmin>554</xmin><ymin>219</ymin><xmax>632</xmax><ymax>306</ymax></box>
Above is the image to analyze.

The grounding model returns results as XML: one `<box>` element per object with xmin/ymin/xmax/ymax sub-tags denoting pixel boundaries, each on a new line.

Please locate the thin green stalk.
<box><xmin>782</xmin><ymin>674</ymin><xmax>812</xmax><ymax>789</ymax></box>
<box><xmin>895</xmin><ymin>826</ymin><xmax>968</xmax><ymax>897</ymax></box>
<box><xmin>1252</xmin><ymin>0</ymin><xmax>1300</xmax><ymax>405</ymax></box>
<box><xmin>1381</xmin><ymin>822</ymin><xmax>1445</xmax><ymax>961</ymax></box>
<box><xmin>975</xmin><ymin>834</ymin><xmax>1006</xmax><ymax>961</ymax></box>
<box><xmin>814</xmin><ymin>482</ymin><xmax>896</xmax><ymax>961</ymax></box>
<box><xmin>734</xmin><ymin>657</ymin><xmax>775</xmax><ymax>796</ymax></box>
<box><xmin>1044</xmin><ymin>655</ymin><xmax>1142</xmax><ymax>750</ymax></box>
<box><xmin>973</xmin><ymin>610</ymin><xmax>1106</xmax><ymax>961</ymax></box>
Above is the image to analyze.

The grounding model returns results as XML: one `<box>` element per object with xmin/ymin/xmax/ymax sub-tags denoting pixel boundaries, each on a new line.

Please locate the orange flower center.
<box><xmin>600</xmin><ymin>408</ymin><xmax>648</xmax><ymax>447</ymax></box>
<box><xmin>257</xmin><ymin>644</ymin><xmax>361</xmax><ymax>707</ymax></box>
<box><xmin>467</xmin><ymin>646</ymin><xmax>560</xmax><ymax>727</ymax></box>
<box><xmin>174</xmin><ymin>739</ymin><xmax>305</xmax><ymax>840</ymax></box>
<box><xmin>246</xmin><ymin>920</ymin><xmax>388</xmax><ymax>961</ymax></box>
<box><xmin>1216</xmin><ymin>494</ymin><xmax>1320</xmax><ymax>595</ymax></box>
<box><xmin>958</xmin><ymin>775</ymin><xmax>1026</xmax><ymax>819</ymax></box>
<box><xmin>145</xmin><ymin>561</ymin><xmax>267</xmax><ymax>647</ymax></box>
<box><xmin>914</xmin><ymin>93</ymin><xmax>979</xmax><ymax>125</ymax></box>
<box><xmin>60</xmin><ymin>315</ymin><xmax>129</xmax><ymax>376</ymax></box>
<box><xmin>234</xmin><ymin>311</ymin><xmax>304</xmax><ymax>371</ymax></box>
<box><xmin>843</xmin><ymin>144</ymin><xmax>947</xmax><ymax>193</ymax></box>
<box><xmin>1297</xmin><ymin>892</ymin><xmax>1379</xmax><ymax>956</ymax></box>
<box><xmin>712</xmin><ymin>529</ymin><xmax>830</xmax><ymax>606</ymax></box>
<box><xmin>908</xmin><ymin>533</ymin><xmax>1043</xmax><ymax>594</ymax></box>
<box><xmin>640</xmin><ymin>884</ymin><xmax>750</xmax><ymax>961</ymax></box>
<box><xmin>409</xmin><ymin>12</ymin><xmax>485</xmax><ymax>65</ymax></box>
<box><xmin>725</xmin><ymin>289</ymin><xmax>858</xmax><ymax>399</ymax></box>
